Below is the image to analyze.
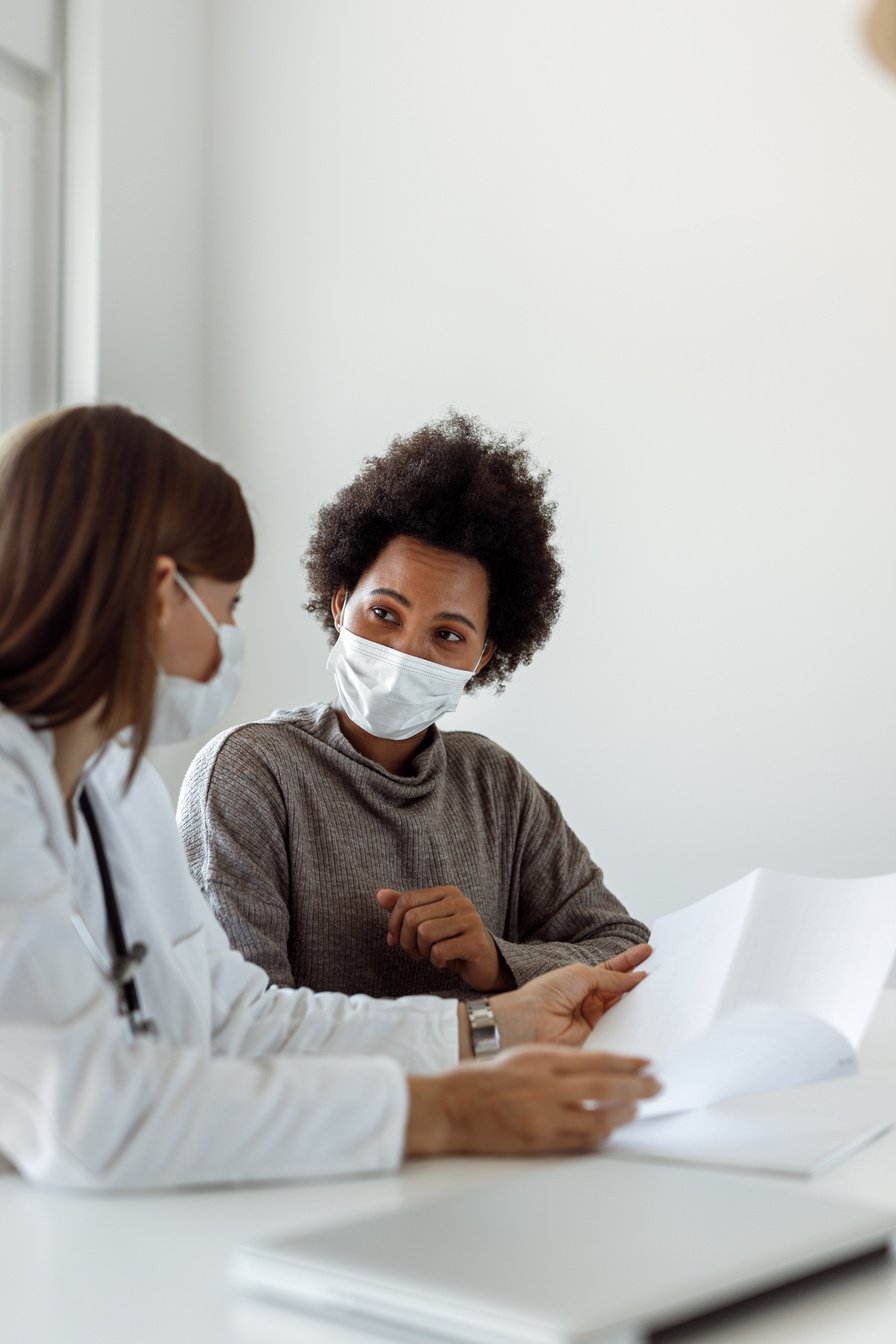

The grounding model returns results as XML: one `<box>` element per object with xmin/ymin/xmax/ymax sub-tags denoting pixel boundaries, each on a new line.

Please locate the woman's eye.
<box><xmin>435</xmin><ymin>629</ymin><xmax>462</xmax><ymax>643</ymax></box>
<box><xmin>371</xmin><ymin>606</ymin><xmax>398</xmax><ymax>623</ymax></box>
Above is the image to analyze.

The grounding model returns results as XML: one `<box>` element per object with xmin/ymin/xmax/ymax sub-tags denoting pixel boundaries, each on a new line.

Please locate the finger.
<box><xmin>415</xmin><ymin>914</ymin><xmax>474</xmax><ymax>958</ymax></box>
<box><xmin>494</xmin><ymin>1045</ymin><xmax>654</xmax><ymax>1078</ymax></box>
<box><xmin>397</xmin><ymin>901</ymin><xmax>465</xmax><ymax>958</ymax></box>
<box><xmin>398</xmin><ymin>907</ymin><xmax>425</xmax><ymax>958</ymax></box>
<box><xmin>387</xmin><ymin>888</ymin><xmax>454</xmax><ymax>945</ymax></box>
<box><xmin>580</xmin><ymin>991</ymin><xmax>624</xmax><ymax>1031</ymax></box>
<box><xmin>513</xmin><ymin>1101</ymin><xmax>639</xmax><ymax>1152</ymax></box>
<box><xmin>375</xmin><ymin>888</ymin><xmax>402</xmax><ymax>911</ymax></box>
<box><xmin>599</xmin><ymin>944</ymin><xmax>653</xmax><ymax>973</ymax></box>
<box><xmin>519</xmin><ymin>1111</ymin><xmax>636</xmax><ymax>1153</ymax></box>
<box><xmin>554</xmin><ymin>1073</ymin><xmax>661</xmax><ymax>1105</ymax></box>
<box><xmin>428</xmin><ymin>931</ymin><xmax>482</xmax><ymax>969</ymax></box>
<box><xmin>557</xmin><ymin>1102</ymin><xmax>639</xmax><ymax>1142</ymax></box>
<box><xmin>410</xmin><ymin>900</ymin><xmax>469</xmax><ymax>938</ymax></box>
<box><xmin>581</xmin><ymin>967</ymin><xmax>649</xmax><ymax>995</ymax></box>
<box><xmin>396</xmin><ymin>898</ymin><xmax>475</xmax><ymax>956</ymax></box>
<box><xmin>537</xmin><ymin>1049</ymin><xmax>654</xmax><ymax>1075</ymax></box>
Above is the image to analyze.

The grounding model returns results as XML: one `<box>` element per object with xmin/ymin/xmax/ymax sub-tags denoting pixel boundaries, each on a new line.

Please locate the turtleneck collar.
<box><xmin>272</xmin><ymin>702</ymin><xmax>448</xmax><ymax>803</ymax></box>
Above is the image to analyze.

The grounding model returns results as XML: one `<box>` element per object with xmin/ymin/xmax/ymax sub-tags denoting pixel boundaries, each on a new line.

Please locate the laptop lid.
<box><xmin>234</xmin><ymin>1156</ymin><xmax>895</xmax><ymax>1344</ymax></box>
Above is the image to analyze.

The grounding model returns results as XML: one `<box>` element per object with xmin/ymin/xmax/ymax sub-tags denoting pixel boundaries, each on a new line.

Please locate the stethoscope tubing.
<box><xmin>78</xmin><ymin>789</ymin><xmax>156</xmax><ymax>1039</ymax></box>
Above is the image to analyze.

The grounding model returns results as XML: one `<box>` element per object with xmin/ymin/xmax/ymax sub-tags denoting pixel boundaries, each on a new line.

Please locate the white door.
<box><xmin>0</xmin><ymin>73</ymin><xmax>53</xmax><ymax>434</ymax></box>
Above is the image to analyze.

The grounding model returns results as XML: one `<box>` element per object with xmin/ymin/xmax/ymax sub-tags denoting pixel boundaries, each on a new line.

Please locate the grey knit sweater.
<box><xmin>177</xmin><ymin>704</ymin><xmax>649</xmax><ymax>998</ymax></box>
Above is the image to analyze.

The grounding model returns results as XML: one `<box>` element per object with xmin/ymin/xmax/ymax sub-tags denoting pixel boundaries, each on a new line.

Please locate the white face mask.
<box><xmin>149</xmin><ymin>572</ymin><xmax>243</xmax><ymax>746</ymax></box>
<box><xmin>326</xmin><ymin>607</ymin><xmax>487</xmax><ymax>741</ymax></box>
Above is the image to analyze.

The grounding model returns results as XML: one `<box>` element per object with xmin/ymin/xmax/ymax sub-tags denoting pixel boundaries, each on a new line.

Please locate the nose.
<box><xmin>391</xmin><ymin>627</ymin><xmax>428</xmax><ymax>660</ymax></box>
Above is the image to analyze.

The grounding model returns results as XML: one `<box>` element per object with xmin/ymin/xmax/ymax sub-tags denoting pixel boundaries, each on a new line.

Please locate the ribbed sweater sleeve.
<box><xmin>179</xmin><ymin>732</ymin><xmax>296</xmax><ymax>988</ymax></box>
<box><xmin>492</xmin><ymin>768</ymin><xmax>650</xmax><ymax>984</ymax></box>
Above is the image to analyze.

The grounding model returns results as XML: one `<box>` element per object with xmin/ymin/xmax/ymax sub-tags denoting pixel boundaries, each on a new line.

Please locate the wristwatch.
<box><xmin>465</xmin><ymin>997</ymin><xmax>501</xmax><ymax>1057</ymax></box>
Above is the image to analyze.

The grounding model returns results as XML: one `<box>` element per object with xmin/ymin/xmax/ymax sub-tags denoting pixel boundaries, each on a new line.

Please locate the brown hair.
<box><xmin>0</xmin><ymin>404</ymin><xmax>254</xmax><ymax>767</ymax></box>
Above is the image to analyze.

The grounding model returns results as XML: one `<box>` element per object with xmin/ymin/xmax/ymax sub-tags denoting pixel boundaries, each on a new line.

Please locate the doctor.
<box><xmin>0</xmin><ymin>405</ymin><xmax>658</xmax><ymax>1191</ymax></box>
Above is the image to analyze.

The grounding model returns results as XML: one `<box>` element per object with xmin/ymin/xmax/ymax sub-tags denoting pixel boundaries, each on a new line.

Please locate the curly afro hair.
<box><xmin>303</xmin><ymin>412</ymin><xmax>563</xmax><ymax>692</ymax></box>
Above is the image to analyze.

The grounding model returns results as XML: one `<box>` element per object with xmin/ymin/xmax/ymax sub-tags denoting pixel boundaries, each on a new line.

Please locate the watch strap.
<box><xmin>465</xmin><ymin>997</ymin><xmax>501</xmax><ymax>1057</ymax></box>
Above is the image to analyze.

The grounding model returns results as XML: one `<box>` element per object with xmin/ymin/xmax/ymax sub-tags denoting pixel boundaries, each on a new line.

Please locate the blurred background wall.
<box><xmin>6</xmin><ymin>0</ymin><xmax>894</xmax><ymax>923</ymax></box>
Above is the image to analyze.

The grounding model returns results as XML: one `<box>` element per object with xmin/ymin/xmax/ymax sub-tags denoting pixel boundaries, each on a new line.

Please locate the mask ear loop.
<box><xmin>335</xmin><ymin>589</ymin><xmax>351</xmax><ymax>634</ymax></box>
<box><xmin>470</xmin><ymin>636</ymin><xmax>491</xmax><ymax>678</ymax></box>
<box><xmin>174</xmin><ymin>570</ymin><xmax>222</xmax><ymax>635</ymax></box>
<box><xmin>146</xmin><ymin>570</ymin><xmax>220</xmax><ymax>676</ymax></box>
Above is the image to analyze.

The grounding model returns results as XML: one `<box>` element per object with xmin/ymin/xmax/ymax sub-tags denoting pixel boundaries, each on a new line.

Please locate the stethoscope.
<box><xmin>73</xmin><ymin>788</ymin><xmax>157</xmax><ymax>1041</ymax></box>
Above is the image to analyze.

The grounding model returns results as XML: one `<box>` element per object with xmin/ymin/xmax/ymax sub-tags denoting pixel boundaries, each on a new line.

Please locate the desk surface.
<box><xmin>2</xmin><ymin>993</ymin><xmax>895</xmax><ymax>1344</ymax></box>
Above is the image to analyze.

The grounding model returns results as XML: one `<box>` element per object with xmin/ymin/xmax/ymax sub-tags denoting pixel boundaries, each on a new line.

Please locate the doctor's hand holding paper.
<box><xmin>488</xmin><ymin>946</ymin><xmax>654</xmax><ymax>1046</ymax></box>
<box><xmin>0</xmin><ymin>405</ymin><xmax>658</xmax><ymax>1192</ymax></box>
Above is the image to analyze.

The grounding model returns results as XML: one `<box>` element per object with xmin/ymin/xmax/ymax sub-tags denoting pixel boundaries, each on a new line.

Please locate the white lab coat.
<box><xmin>0</xmin><ymin>709</ymin><xmax>458</xmax><ymax>1191</ymax></box>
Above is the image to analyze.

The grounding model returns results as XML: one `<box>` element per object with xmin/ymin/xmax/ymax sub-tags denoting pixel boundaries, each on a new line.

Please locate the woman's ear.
<box><xmin>330</xmin><ymin>586</ymin><xmax>348</xmax><ymax>630</ymax></box>
<box><xmin>475</xmin><ymin>639</ymin><xmax>497</xmax><ymax>675</ymax></box>
<box><xmin>151</xmin><ymin>555</ymin><xmax>180</xmax><ymax>633</ymax></box>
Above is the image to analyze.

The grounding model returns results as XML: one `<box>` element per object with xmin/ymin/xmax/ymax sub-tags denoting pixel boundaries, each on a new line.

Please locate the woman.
<box><xmin>0</xmin><ymin>405</ymin><xmax>657</xmax><ymax>1191</ymax></box>
<box><xmin>179</xmin><ymin>413</ymin><xmax>650</xmax><ymax>1000</ymax></box>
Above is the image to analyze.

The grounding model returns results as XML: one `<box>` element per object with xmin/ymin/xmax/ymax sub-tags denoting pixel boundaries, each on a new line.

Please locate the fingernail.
<box><xmin>386</xmin><ymin>932</ymin><xmax>394</xmax><ymax>948</ymax></box>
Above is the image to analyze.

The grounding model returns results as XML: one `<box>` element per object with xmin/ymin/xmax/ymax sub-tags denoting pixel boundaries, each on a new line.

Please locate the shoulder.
<box><xmin>187</xmin><ymin>704</ymin><xmax>323</xmax><ymax>773</ymax></box>
<box><xmin>179</xmin><ymin>704</ymin><xmax>334</xmax><ymax>813</ymax></box>
<box><xmin>0</xmin><ymin>708</ymin><xmax>50</xmax><ymax>780</ymax></box>
<box><xmin>0</xmin><ymin>709</ymin><xmax>65</xmax><ymax>844</ymax></box>
<box><xmin>440</xmin><ymin>729</ymin><xmax>531</xmax><ymax>787</ymax></box>
<box><xmin>83</xmin><ymin>741</ymin><xmax>211</xmax><ymax>931</ymax></box>
<box><xmin>440</xmin><ymin>730</ymin><xmax>560</xmax><ymax>822</ymax></box>
<box><xmin>0</xmin><ymin>714</ymin><xmax>76</xmax><ymax>909</ymax></box>
<box><xmin>89</xmin><ymin>737</ymin><xmax>176</xmax><ymax>830</ymax></box>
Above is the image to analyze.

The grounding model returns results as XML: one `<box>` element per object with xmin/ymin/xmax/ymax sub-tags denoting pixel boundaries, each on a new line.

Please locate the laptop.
<box><xmin>233</xmin><ymin>1156</ymin><xmax>896</xmax><ymax>1344</ymax></box>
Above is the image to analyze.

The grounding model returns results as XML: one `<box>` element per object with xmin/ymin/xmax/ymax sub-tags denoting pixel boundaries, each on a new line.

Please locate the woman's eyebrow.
<box><xmin>368</xmin><ymin>587</ymin><xmax>478</xmax><ymax>634</ymax></box>
<box><xmin>369</xmin><ymin>586</ymin><xmax>411</xmax><ymax>607</ymax></box>
<box><xmin>434</xmin><ymin>609</ymin><xmax>478</xmax><ymax>633</ymax></box>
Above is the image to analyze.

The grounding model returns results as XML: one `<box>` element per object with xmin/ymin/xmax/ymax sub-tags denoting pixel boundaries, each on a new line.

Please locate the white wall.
<box><xmin>60</xmin><ymin>0</ymin><xmax>212</xmax><ymax>785</ymax></box>
<box><xmin>91</xmin><ymin>0</ymin><xmax>208</xmax><ymax>444</ymax></box>
<box><xmin>0</xmin><ymin>0</ymin><xmax>60</xmax><ymax>429</ymax></box>
<box><xmin>198</xmin><ymin>0</ymin><xmax>896</xmax><ymax>922</ymax></box>
<box><xmin>77</xmin><ymin>2</ymin><xmax>895</xmax><ymax>924</ymax></box>
<box><xmin>62</xmin><ymin>0</ymin><xmax>209</xmax><ymax>425</ymax></box>
<box><xmin>0</xmin><ymin>0</ymin><xmax>56</xmax><ymax>74</ymax></box>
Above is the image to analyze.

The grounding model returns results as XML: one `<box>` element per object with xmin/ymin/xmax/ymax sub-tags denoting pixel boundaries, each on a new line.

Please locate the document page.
<box><xmin>606</xmin><ymin>1071</ymin><xmax>896</xmax><ymax>1176</ymax></box>
<box><xmin>586</xmin><ymin>868</ymin><xmax>896</xmax><ymax>1115</ymax></box>
<box><xmin>637</xmin><ymin>1004</ymin><xmax>855</xmax><ymax>1118</ymax></box>
<box><xmin>717</xmin><ymin>870</ymin><xmax>896</xmax><ymax>1048</ymax></box>
<box><xmin>584</xmin><ymin>871</ymin><xmax>756</xmax><ymax>1059</ymax></box>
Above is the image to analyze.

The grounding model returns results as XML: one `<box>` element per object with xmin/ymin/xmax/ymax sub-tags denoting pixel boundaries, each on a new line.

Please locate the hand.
<box><xmin>491</xmin><ymin>945</ymin><xmax>652</xmax><ymax>1050</ymax></box>
<box><xmin>376</xmin><ymin>885</ymin><xmax>513</xmax><ymax>992</ymax></box>
<box><xmin>406</xmin><ymin>1046</ymin><xmax>660</xmax><ymax>1157</ymax></box>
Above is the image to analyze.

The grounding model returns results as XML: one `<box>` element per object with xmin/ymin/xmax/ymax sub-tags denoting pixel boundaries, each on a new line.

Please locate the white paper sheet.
<box><xmin>605</xmin><ymin>1071</ymin><xmax>896</xmax><ymax>1176</ymax></box>
<box><xmin>637</xmin><ymin>1003</ymin><xmax>856</xmax><ymax>1118</ymax></box>
<box><xmin>586</xmin><ymin>868</ymin><xmax>896</xmax><ymax>1119</ymax></box>
<box><xmin>720</xmin><ymin>871</ymin><xmax>896</xmax><ymax>1047</ymax></box>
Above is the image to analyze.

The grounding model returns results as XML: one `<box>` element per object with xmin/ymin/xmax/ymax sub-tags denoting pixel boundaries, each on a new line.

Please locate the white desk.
<box><xmin>2</xmin><ymin>993</ymin><xmax>895</xmax><ymax>1344</ymax></box>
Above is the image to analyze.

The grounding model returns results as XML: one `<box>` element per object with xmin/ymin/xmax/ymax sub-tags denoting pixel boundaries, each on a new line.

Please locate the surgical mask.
<box><xmin>149</xmin><ymin>572</ymin><xmax>244</xmax><ymax>745</ymax></box>
<box><xmin>326</xmin><ymin>610</ymin><xmax>487</xmax><ymax>741</ymax></box>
